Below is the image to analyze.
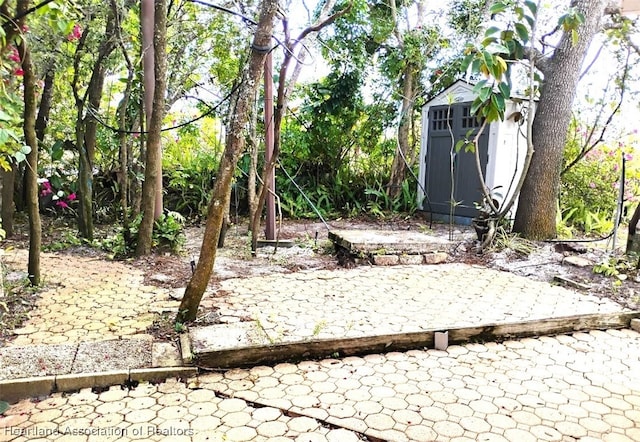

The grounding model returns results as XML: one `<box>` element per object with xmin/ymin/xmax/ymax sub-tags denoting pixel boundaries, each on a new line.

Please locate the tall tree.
<box><xmin>111</xmin><ymin>0</ymin><xmax>136</xmax><ymax>246</ymax></box>
<box><xmin>72</xmin><ymin>6</ymin><xmax>118</xmax><ymax>241</ymax></box>
<box><xmin>141</xmin><ymin>0</ymin><xmax>162</xmax><ymax>219</ymax></box>
<box><xmin>17</xmin><ymin>0</ymin><xmax>41</xmax><ymax>285</ymax></box>
<box><xmin>320</xmin><ymin>0</ymin><xmax>448</xmax><ymax>200</ymax></box>
<box><xmin>249</xmin><ymin>0</ymin><xmax>351</xmax><ymax>251</ymax></box>
<box><xmin>177</xmin><ymin>0</ymin><xmax>279</xmax><ymax>323</ymax></box>
<box><xmin>136</xmin><ymin>0</ymin><xmax>168</xmax><ymax>255</ymax></box>
<box><xmin>513</xmin><ymin>0</ymin><xmax>610</xmax><ymax>239</ymax></box>
<box><xmin>386</xmin><ymin>0</ymin><xmax>423</xmax><ymax>200</ymax></box>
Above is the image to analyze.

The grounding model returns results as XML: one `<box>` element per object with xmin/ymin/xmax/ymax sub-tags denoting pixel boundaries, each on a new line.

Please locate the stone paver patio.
<box><xmin>0</xmin><ymin>242</ymin><xmax>639</xmax><ymax>441</ymax></box>
<box><xmin>1</xmin><ymin>329</ymin><xmax>639</xmax><ymax>441</ymax></box>
<box><xmin>2</xmin><ymin>250</ymin><xmax>179</xmax><ymax>346</ymax></box>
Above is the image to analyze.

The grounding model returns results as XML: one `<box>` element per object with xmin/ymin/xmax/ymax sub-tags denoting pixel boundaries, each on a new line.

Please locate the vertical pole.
<box><xmin>264</xmin><ymin>52</ymin><xmax>276</xmax><ymax>240</ymax></box>
<box><xmin>612</xmin><ymin>152</ymin><xmax>626</xmax><ymax>252</ymax></box>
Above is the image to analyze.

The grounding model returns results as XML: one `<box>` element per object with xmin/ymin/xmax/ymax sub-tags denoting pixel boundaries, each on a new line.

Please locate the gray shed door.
<box><xmin>424</xmin><ymin>103</ymin><xmax>489</xmax><ymax>218</ymax></box>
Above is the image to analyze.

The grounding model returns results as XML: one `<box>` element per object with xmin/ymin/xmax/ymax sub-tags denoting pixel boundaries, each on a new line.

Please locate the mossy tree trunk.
<box><xmin>72</xmin><ymin>10</ymin><xmax>117</xmax><ymax>241</ymax></box>
<box><xmin>18</xmin><ymin>2</ymin><xmax>41</xmax><ymax>286</ymax></box>
<box><xmin>177</xmin><ymin>0</ymin><xmax>279</xmax><ymax>323</ymax></box>
<box><xmin>136</xmin><ymin>0</ymin><xmax>168</xmax><ymax>256</ymax></box>
<box><xmin>513</xmin><ymin>0</ymin><xmax>608</xmax><ymax>240</ymax></box>
<box><xmin>387</xmin><ymin>62</ymin><xmax>417</xmax><ymax>200</ymax></box>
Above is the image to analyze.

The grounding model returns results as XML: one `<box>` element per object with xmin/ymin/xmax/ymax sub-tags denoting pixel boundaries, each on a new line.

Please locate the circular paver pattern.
<box><xmin>2</xmin><ymin>328</ymin><xmax>638</xmax><ymax>441</ymax></box>
<box><xmin>0</xmin><ymin>246</ymin><xmax>639</xmax><ymax>441</ymax></box>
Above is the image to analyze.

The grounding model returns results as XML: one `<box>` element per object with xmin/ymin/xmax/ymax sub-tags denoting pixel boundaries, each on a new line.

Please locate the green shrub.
<box><xmin>162</xmin><ymin>117</ymin><xmax>222</xmax><ymax>219</ymax></box>
<box><xmin>101</xmin><ymin>211</ymin><xmax>186</xmax><ymax>258</ymax></box>
<box><xmin>560</xmin><ymin>122</ymin><xmax>639</xmax><ymax>235</ymax></box>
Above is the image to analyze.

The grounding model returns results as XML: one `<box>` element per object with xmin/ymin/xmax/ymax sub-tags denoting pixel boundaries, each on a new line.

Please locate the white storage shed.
<box><xmin>417</xmin><ymin>80</ymin><xmax>530</xmax><ymax>222</ymax></box>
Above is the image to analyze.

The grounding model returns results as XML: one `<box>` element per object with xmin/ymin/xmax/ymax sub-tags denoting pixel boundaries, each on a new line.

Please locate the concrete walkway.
<box><xmin>0</xmin><ymin>245</ymin><xmax>639</xmax><ymax>441</ymax></box>
<box><xmin>189</xmin><ymin>264</ymin><xmax>636</xmax><ymax>367</ymax></box>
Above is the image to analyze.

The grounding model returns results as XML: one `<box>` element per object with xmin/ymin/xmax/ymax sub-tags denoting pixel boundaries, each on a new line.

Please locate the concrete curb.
<box><xmin>0</xmin><ymin>366</ymin><xmax>198</xmax><ymax>404</ymax></box>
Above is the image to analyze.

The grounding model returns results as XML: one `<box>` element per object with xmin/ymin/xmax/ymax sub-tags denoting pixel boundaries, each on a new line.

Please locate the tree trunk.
<box><xmin>387</xmin><ymin>63</ymin><xmax>416</xmax><ymax>200</ymax></box>
<box><xmin>142</xmin><ymin>0</ymin><xmax>162</xmax><ymax>220</ymax></box>
<box><xmin>20</xmin><ymin>30</ymin><xmax>41</xmax><ymax>286</ymax></box>
<box><xmin>131</xmin><ymin>117</ymin><xmax>143</xmax><ymax>216</ymax></box>
<box><xmin>626</xmin><ymin>203</ymin><xmax>640</xmax><ymax>254</ymax></box>
<box><xmin>136</xmin><ymin>0</ymin><xmax>167</xmax><ymax>256</ymax></box>
<box><xmin>247</xmin><ymin>89</ymin><xmax>260</xmax><ymax>227</ymax></box>
<box><xmin>177</xmin><ymin>0</ymin><xmax>279</xmax><ymax>324</ymax></box>
<box><xmin>513</xmin><ymin>0</ymin><xmax>608</xmax><ymax>240</ymax></box>
<box><xmin>35</xmin><ymin>67</ymin><xmax>54</xmax><ymax>142</ymax></box>
<box><xmin>1</xmin><ymin>166</ymin><xmax>15</xmax><ymax>237</ymax></box>
<box><xmin>75</xmin><ymin>12</ymin><xmax>117</xmax><ymax>241</ymax></box>
<box><xmin>117</xmin><ymin>65</ymin><xmax>134</xmax><ymax>246</ymax></box>
<box><xmin>77</xmin><ymin>127</ymin><xmax>93</xmax><ymax>239</ymax></box>
<box><xmin>111</xmin><ymin>0</ymin><xmax>134</xmax><ymax>246</ymax></box>
<box><xmin>249</xmin><ymin>0</ymin><xmax>346</xmax><ymax>252</ymax></box>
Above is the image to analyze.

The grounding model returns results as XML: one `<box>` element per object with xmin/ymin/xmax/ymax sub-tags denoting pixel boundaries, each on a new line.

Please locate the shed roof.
<box><xmin>422</xmin><ymin>80</ymin><xmax>477</xmax><ymax>108</ymax></box>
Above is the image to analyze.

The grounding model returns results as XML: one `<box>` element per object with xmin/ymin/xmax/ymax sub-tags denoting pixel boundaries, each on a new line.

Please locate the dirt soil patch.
<box><xmin>1</xmin><ymin>215</ymin><xmax>639</xmax><ymax>344</ymax></box>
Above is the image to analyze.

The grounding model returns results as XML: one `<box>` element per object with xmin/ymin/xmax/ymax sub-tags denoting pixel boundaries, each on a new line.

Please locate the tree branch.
<box><xmin>295</xmin><ymin>0</ymin><xmax>352</xmax><ymax>43</ymax></box>
<box><xmin>2</xmin><ymin>0</ymin><xmax>56</xmax><ymax>36</ymax></box>
<box><xmin>523</xmin><ymin>46</ymin><xmax>551</xmax><ymax>75</ymax></box>
<box><xmin>562</xmin><ymin>48</ymin><xmax>630</xmax><ymax>175</ymax></box>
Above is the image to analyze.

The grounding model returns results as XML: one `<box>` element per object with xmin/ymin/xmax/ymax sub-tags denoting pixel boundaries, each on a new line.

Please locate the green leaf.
<box><xmin>501</xmin><ymin>30</ymin><xmax>514</xmax><ymax>41</ymax></box>
<box><xmin>498</xmin><ymin>82</ymin><xmax>511</xmax><ymax>99</ymax></box>
<box><xmin>515</xmin><ymin>6</ymin><xmax>524</xmax><ymax>18</ymax></box>
<box><xmin>571</xmin><ymin>29</ymin><xmax>579</xmax><ymax>45</ymax></box>
<box><xmin>493</xmin><ymin>56</ymin><xmax>508</xmax><ymax>77</ymax></box>
<box><xmin>487</xmin><ymin>107</ymin><xmax>500</xmax><ymax>122</ymax></box>
<box><xmin>0</xmin><ymin>110</ymin><xmax>14</xmax><ymax>122</ymax></box>
<box><xmin>471</xmin><ymin>58</ymin><xmax>482</xmax><ymax>74</ymax></box>
<box><xmin>481</xmin><ymin>36</ymin><xmax>497</xmax><ymax>47</ymax></box>
<box><xmin>55</xmin><ymin>20</ymin><xmax>67</xmax><ymax>33</ymax></box>
<box><xmin>455</xmin><ymin>139</ymin><xmax>466</xmax><ymax>152</ymax></box>
<box><xmin>13</xmin><ymin>145</ymin><xmax>31</xmax><ymax>163</ymax></box>
<box><xmin>479</xmin><ymin>86</ymin><xmax>492</xmax><ymax>102</ymax></box>
<box><xmin>489</xmin><ymin>2</ymin><xmax>508</xmax><ymax>16</ymax></box>
<box><xmin>491</xmin><ymin>43</ymin><xmax>510</xmax><ymax>54</ymax></box>
<box><xmin>482</xmin><ymin>50</ymin><xmax>494</xmax><ymax>69</ymax></box>
<box><xmin>51</xmin><ymin>141</ymin><xmax>64</xmax><ymax>161</ymax></box>
<box><xmin>8</xmin><ymin>130</ymin><xmax>21</xmax><ymax>143</ymax></box>
<box><xmin>524</xmin><ymin>1</ymin><xmax>538</xmax><ymax>16</ymax></box>
<box><xmin>460</xmin><ymin>53</ymin><xmax>474</xmax><ymax>71</ymax></box>
<box><xmin>472</xmin><ymin>79</ymin><xmax>488</xmax><ymax>93</ymax></box>
<box><xmin>471</xmin><ymin>98</ymin><xmax>483</xmax><ymax>116</ymax></box>
<box><xmin>515</xmin><ymin>23</ymin><xmax>529</xmax><ymax>43</ymax></box>
<box><xmin>484</xmin><ymin>26</ymin><xmax>501</xmax><ymax>37</ymax></box>
<box><xmin>525</xmin><ymin>15</ymin><xmax>535</xmax><ymax>29</ymax></box>
<box><xmin>464</xmin><ymin>141</ymin><xmax>476</xmax><ymax>153</ymax></box>
<box><xmin>491</xmin><ymin>93</ymin><xmax>506</xmax><ymax>114</ymax></box>
<box><xmin>513</xmin><ymin>40</ymin><xmax>524</xmax><ymax>59</ymax></box>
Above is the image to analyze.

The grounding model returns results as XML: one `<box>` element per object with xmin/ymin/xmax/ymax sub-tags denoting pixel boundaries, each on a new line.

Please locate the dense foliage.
<box><xmin>560</xmin><ymin>118</ymin><xmax>640</xmax><ymax>235</ymax></box>
<box><xmin>2</xmin><ymin>0</ymin><xmax>640</xmax><ymax>255</ymax></box>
